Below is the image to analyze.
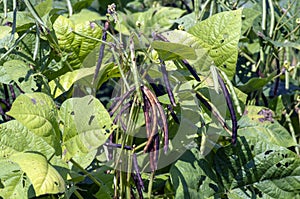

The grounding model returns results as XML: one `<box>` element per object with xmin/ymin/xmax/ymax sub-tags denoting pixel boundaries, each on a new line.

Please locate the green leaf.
<box><xmin>188</xmin><ymin>9</ymin><xmax>242</xmax><ymax>79</ymax></box>
<box><xmin>69</xmin><ymin>9</ymin><xmax>105</xmax><ymax>24</ymax></box>
<box><xmin>59</xmin><ymin>95</ymin><xmax>114</xmax><ymax>167</ymax></box>
<box><xmin>52</xmin><ymin>15</ymin><xmax>102</xmax><ymax>70</ymax></box>
<box><xmin>10</xmin><ymin>152</ymin><xmax>65</xmax><ymax>196</ymax></box>
<box><xmin>72</xmin><ymin>0</ymin><xmax>94</xmax><ymax>13</ymax></box>
<box><xmin>0</xmin><ymin>26</ymin><xmax>16</xmax><ymax>49</ymax></box>
<box><xmin>0</xmin><ymin>60</ymin><xmax>38</xmax><ymax>93</ymax></box>
<box><xmin>241</xmin><ymin>8</ymin><xmax>261</xmax><ymax>34</ymax></box>
<box><xmin>0</xmin><ymin>120</ymin><xmax>55</xmax><ymax>159</ymax></box>
<box><xmin>237</xmin><ymin>71</ymin><xmax>277</xmax><ymax>93</ymax></box>
<box><xmin>171</xmin><ymin>136</ymin><xmax>300</xmax><ymax>199</ymax></box>
<box><xmin>170</xmin><ymin>149</ymin><xmax>223</xmax><ymax>199</ymax></box>
<box><xmin>49</xmin><ymin>67</ymin><xmax>96</xmax><ymax>98</ymax></box>
<box><xmin>2</xmin><ymin>11</ymin><xmax>35</xmax><ymax>31</ymax></box>
<box><xmin>214</xmin><ymin>139</ymin><xmax>300</xmax><ymax>198</ymax></box>
<box><xmin>174</xmin><ymin>12</ymin><xmax>196</xmax><ymax>31</ymax></box>
<box><xmin>118</xmin><ymin>7</ymin><xmax>185</xmax><ymax>36</ymax></box>
<box><xmin>35</xmin><ymin>0</ymin><xmax>52</xmax><ymax>17</ymax></box>
<box><xmin>0</xmin><ymin>159</ymin><xmax>28</xmax><ymax>199</ymax></box>
<box><xmin>7</xmin><ymin>93</ymin><xmax>61</xmax><ymax>155</ymax></box>
<box><xmin>48</xmin><ymin>63</ymin><xmax>118</xmax><ymax>98</ymax></box>
<box><xmin>238</xmin><ymin>106</ymin><xmax>296</xmax><ymax>148</ymax></box>
<box><xmin>151</xmin><ymin>41</ymin><xmax>197</xmax><ymax>61</ymax></box>
<box><xmin>161</xmin><ymin>30</ymin><xmax>214</xmax><ymax>76</ymax></box>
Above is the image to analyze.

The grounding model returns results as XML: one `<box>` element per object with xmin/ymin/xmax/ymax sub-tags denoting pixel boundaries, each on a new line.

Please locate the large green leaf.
<box><xmin>59</xmin><ymin>95</ymin><xmax>114</xmax><ymax>167</ymax></box>
<box><xmin>170</xmin><ymin>149</ymin><xmax>223</xmax><ymax>199</ymax></box>
<box><xmin>151</xmin><ymin>41</ymin><xmax>197</xmax><ymax>61</ymax></box>
<box><xmin>7</xmin><ymin>93</ymin><xmax>61</xmax><ymax>155</ymax></box>
<box><xmin>52</xmin><ymin>15</ymin><xmax>102</xmax><ymax>70</ymax></box>
<box><xmin>0</xmin><ymin>26</ymin><xmax>16</xmax><ymax>50</ymax></box>
<box><xmin>188</xmin><ymin>9</ymin><xmax>242</xmax><ymax>79</ymax></box>
<box><xmin>171</xmin><ymin>136</ymin><xmax>300</xmax><ymax>199</ymax></box>
<box><xmin>0</xmin><ymin>120</ymin><xmax>55</xmax><ymax>159</ymax></box>
<box><xmin>238</xmin><ymin>106</ymin><xmax>296</xmax><ymax>148</ymax></box>
<box><xmin>0</xmin><ymin>159</ymin><xmax>28</xmax><ymax>199</ymax></box>
<box><xmin>0</xmin><ymin>60</ymin><xmax>38</xmax><ymax>93</ymax></box>
<box><xmin>214</xmin><ymin>139</ymin><xmax>300</xmax><ymax>199</ymax></box>
<box><xmin>161</xmin><ymin>30</ymin><xmax>214</xmax><ymax>76</ymax></box>
<box><xmin>10</xmin><ymin>152</ymin><xmax>65</xmax><ymax>196</ymax></box>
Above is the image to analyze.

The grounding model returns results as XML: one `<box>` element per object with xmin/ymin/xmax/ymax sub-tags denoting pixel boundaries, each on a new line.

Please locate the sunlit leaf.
<box><xmin>188</xmin><ymin>9</ymin><xmax>242</xmax><ymax>79</ymax></box>
<box><xmin>10</xmin><ymin>152</ymin><xmax>65</xmax><ymax>196</ymax></box>
<box><xmin>0</xmin><ymin>120</ymin><xmax>55</xmax><ymax>159</ymax></box>
<box><xmin>52</xmin><ymin>15</ymin><xmax>102</xmax><ymax>70</ymax></box>
<box><xmin>151</xmin><ymin>41</ymin><xmax>196</xmax><ymax>61</ymax></box>
<box><xmin>0</xmin><ymin>159</ymin><xmax>28</xmax><ymax>199</ymax></box>
<box><xmin>59</xmin><ymin>95</ymin><xmax>114</xmax><ymax>167</ymax></box>
<box><xmin>7</xmin><ymin>93</ymin><xmax>61</xmax><ymax>155</ymax></box>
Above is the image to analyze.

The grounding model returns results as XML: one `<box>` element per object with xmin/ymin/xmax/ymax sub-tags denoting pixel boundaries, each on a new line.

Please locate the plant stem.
<box><xmin>148</xmin><ymin>171</ymin><xmax>155</xmax><ymax>198</ymax></box>
<box><xmin>11</xmin><ymin>0</ymin><xmax>17</xmax><ymax>42</ymax></box>
<box><xmin>268</xmin><ymin>0</ymin><xmax>275</xmax><ymax>37</ymax></box>
<box><xmin>66</xmin><ymin>0</ymin><xmax>73</xmax><ymax>17</ymax></box>
<box><xmin>262</xmin><ymin>0</ymin><xmax>267</xmax><ymax>31</ymax></box>
<box><xmin>74</xmin><ymin>190</ymin><xmax>84</xmax><ymax>199</ymax></box>
<box><xmin>1</xmin><ymin>25</ymin><xmax>36</xmax><ymax>61</ymax></box>
<box><xmin>284</xmin><ymin>110</ymin><xmax>299</xmax><ymax>155</ymax></box>
<box><xmin>129</xmin><ymin>36</ymin><xmax>142</xmax><ymax>104</ymax></box>
<box><xmin>70</xmin><ymin>158</ymin><xmax>102</xmax><ymax>188</ymax></box>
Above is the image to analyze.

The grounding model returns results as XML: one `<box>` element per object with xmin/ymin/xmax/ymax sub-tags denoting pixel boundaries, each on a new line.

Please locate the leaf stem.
<box><xmin>66</xmin><ymin>0</ymin><xmax>73</xmax><ymax>17</ymax></box>
<box><xmin>284</xmin><ymin>110</ymin><xmax>299</xmax><ymax>155</ymax></box>
<box><xmin>148</xmin><ymin>171</ymin><xmax>155</xmax><ymax>199</ymax></box>
<box><xmin>129</xmin><ymin>36</ymin><xmax>142</xmax><ymax>103</ymax></box>
<box><xmin>70</xmin><ymin>158</ymin><xmax>102</xmax><ymax>188</ymax></box>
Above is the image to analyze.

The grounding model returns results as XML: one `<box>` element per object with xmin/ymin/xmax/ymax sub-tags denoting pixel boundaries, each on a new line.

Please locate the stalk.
<box><xmin>284</xmin><ymin>110</ymin><xmax>299</xmax><ymax>155</ymax></box>
<box><xmin>129</xmin><ymin>36</ymin><xmax>142</xmax><ymax>103</ymax></box>
<box><xmin>11</xmin><ymin>0</ymin><xmax>17</xmax><ymax>42</ymax></box>
<box><xmin>66</xmin><ymin>0</ymin><xmax>73</xmax><ymax>17</ymax></box>
<box><xmin>268</xmin><ymin>0</ymin><xmax>275</xmax><ymax>37</ymax></box>
<box><xmin>33</xmin><ymin>24</ymin><xmax>40</xmax><ymax>61</ymax></box>
<box><xmin>70</xmin><ymin>158</ymin><xmax>102</xmax><ymax>188</ymax></box>
<box><xmin>148</xmin><ymin>171</ymin><xmax>155</xmax><ymax>199</ymax></box>
<box><xmin>262</xmin><ymin>0</ymin><xmax>267</xmax><ymax>31</ymax></box>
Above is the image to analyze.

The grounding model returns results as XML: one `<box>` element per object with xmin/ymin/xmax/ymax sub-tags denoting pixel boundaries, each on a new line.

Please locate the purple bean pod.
<box><xmin>160</xmin><ymin>59</ymin><xmax>176</xmax><ymax>107</ymax></box>
<box><xmin>217</xmin><ymin>72</ymin><xmax>238</xmax><ymax>145</ymax></box>
<box><xmin>92</xmin><ymin>20</ymin><xmax>110</xmax><ymax>84</ymax></box>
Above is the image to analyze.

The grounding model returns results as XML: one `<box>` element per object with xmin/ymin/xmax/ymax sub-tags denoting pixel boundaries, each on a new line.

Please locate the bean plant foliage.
<box><xmin>0</xmin><ymin>0</ymin><xmax>299</xmax><ymax>198</ymax></box>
